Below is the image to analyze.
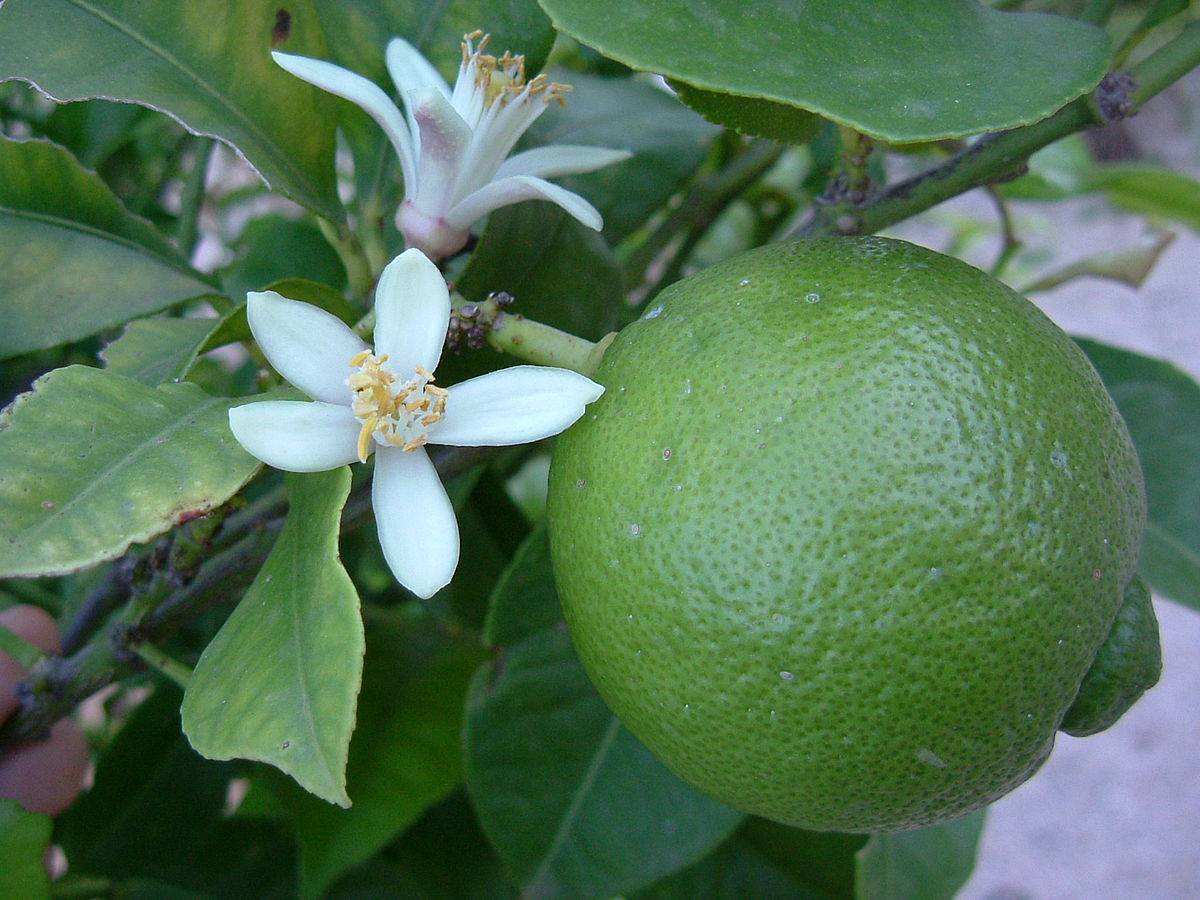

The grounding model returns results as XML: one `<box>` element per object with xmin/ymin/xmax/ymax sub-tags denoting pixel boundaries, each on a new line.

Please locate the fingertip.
<box><xmin>0</xmin><ymin>719</ymin><xmax>90</xmax><ymax>816</ymax></box>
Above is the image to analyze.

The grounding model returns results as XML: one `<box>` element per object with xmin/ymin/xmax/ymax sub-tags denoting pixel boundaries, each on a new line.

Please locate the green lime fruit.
<box><xmin>547</xmin><ymin>236</ymin><xmax>1151</xmax><ymax>833</ymax></box>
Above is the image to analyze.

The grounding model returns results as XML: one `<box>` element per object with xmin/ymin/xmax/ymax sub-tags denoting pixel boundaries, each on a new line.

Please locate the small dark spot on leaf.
<box><xmin>272</xmin><ymin>9</ymin><xmax>292</xmax><ymax>47</ymax></box>
<box><xmin>281</xmin><ymin>740</ymin><xmax>291</xmax><ymax>750</ymax></box>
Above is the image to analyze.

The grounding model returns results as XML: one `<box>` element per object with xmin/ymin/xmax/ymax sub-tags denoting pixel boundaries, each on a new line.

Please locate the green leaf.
<box><xmin>465</xmin><ymin>528</ymin><xmax>742</xmax><ymax>900</ymax></box>
<box><xmin>0</xmin><ymin>0</ymin><xmax>341</xmax><ymax>221</ymax></box>
<box><xmin>0</xmin><ymin>136</ymin><xmax>215</xmax><ymax>358</ymax></box>
<box><xmin>311</xmin><ymin>0</ymin><xmax>556</xmax><ymax>90</ymax></box>
<box><xmin>455</xmin><ymin>204</ymin><xmax>623</xmax><ymax>344</ymax></box>
<box><xmin>1085</xmin><ymin>165</ymin><xmax>1200</xmax><ymax>232</ymax></box>
<box><xmin>57</xmin><ymin>684</ymin><xmax>236</xmax><ymax>884</ymax></box>
<box><xmin>672</xmin><ymin>81</ymin><xmax>823</xmax><ymax>146</ymax></box>
<box><xmin>1019</xmin><ymin>230</ymin><xmax>1175</xmax><ymax>294</ymax></box>
<box><xmin>219</xmin><ymin>216</ymin><xmax>348</xmax><ymax>300</ymax></box>
<box><xmin>182</xmin><ymin>469</ymin><xmax>364</xmax><ymax>807</ymax></box>
<box><xmin>630</xmin><ymin>835</ymin><xmax>822</xmax><ymax>900</ymax></box>
<box><xmin>374</xmin><ymin>791</ymin><xmax>511</xmax><ymax>900</ymax></box>
<box><xmin>740</xmin><ymin>818</ymin><xmax>866</xmax><ymax>899</ymax></box>
<box><xmin>0</xmin><ymin>366</ymin><xmax>262</xmax><ymax>578</ymax></box>
<box><xmin>1079</xmin><ymin>339</ymin><xmax>1200</xmax><ymax>610</ymax></box>
<box><xmin>854</xmin><ymin>810</ymin><xmax>986</xmax><ymax>900</ymax></box>
<box><xmin>538</xmin><ymin>0</ymin><xmax>1111</xmax><ymax>142</ymax></box>
<box><xmin>102</xmin><ymin>318</ymin><xmax>223</xmax><ymax>386</ymax></box>
<box><xmin>522</xmin><ymin>71</ymin><xmax>721</xmax><ymax>244</ymax></box>
<box><xmin>198</xmin><ymin>278</ymin><xmax>360</xmax><ymax>359</ymax></box>
<box><xmin>266</xmin><ymin>612</ymin><xmax>486</xmax><ymax>899</ymax></box>
<box><xmin>0</xmin><ymin>800</ymin><xmax>51</xmax><ymax>900</ymax></box>
<box><xmin>635</xmin><ymin>817</ymin><xmax>866</xmax><ymax>900</ymax></box>
<box><xmin>40</xmin><ymin>98</ymin><xmax>153</xmax><ymax>169</ymax></box>
<box><xmin>1132</xmin><ymin>0</ymin><xmax>1189</xmax><ymax>38</ymax></box>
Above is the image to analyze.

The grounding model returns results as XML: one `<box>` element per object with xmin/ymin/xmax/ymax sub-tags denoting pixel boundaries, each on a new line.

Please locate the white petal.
<box><xmin>453</xmin><ymin>95</ymin><xmax>548</xmax><ymax>196</ymax></box>
<box><xmin>229</xmin><ymin>401</ymin><xmax>361</xmax><ymax>472</ymax></box>
<box><xmin>372</xmin><ymin>249</ymin><xmax>451</xmax><ymax>373</ymax></box>
<box><xmin>373</xmin><ymin>447</ymin><xmax>459</xmax><ymax>599</ymax></box>
<box><xmin>447</xmin><ymin>175</ymin><xmax>604</xmax><ymax>232</ymax></box>
<box><xmin>433</xmin><ymin>366</ymin><xmax>604</xmax><ymax>446</ymax></box>
<box><xmin>409</xmin><ymin>87</ymin><xmax>472</xmax><ymax>215</ymax></box>
<box><xmin>247</xmin><ymin>291</ymin><xmax>367</xmax><ymax>405</ymax></box>
<box><xmin>495</xmin><ymin>145</ymin><xmax>632</xmax><ymax>181</ymax></box>
<box><xmin>272</xmin><ymin>51</ymin><xmax>417</xmax><ymax>189</ymax></box>
<box><xmin>386</xmin><ymin>37</ymin><xmax>452</xmax><ymax>107</ymax></box>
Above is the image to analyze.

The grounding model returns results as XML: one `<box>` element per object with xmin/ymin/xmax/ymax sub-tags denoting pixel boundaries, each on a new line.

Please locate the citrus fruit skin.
<box><xmin>546</xmin><ymin>237</ymin><xmax>1148</xmax><ymax>833</ymax></box>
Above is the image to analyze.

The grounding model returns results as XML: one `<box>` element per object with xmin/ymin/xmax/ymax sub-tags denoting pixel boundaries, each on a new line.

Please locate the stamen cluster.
<box><xmin>348</xmin><ymin>350</ymin><xmax>448</xmax><ymax>461</ymax></box>
<box><xmin>462</xmin><ymin>30</ymin><xmax>571</xmax><ymax>108</ymax></box>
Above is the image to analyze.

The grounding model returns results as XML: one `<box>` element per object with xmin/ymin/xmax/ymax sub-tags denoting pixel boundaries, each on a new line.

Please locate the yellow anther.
<box><xmin>349</xmin><ymin>349</ymin><xmax>371</xmax><ymax>367</ymax></box>
<box><xmin>357</xmin><ymin>415</ymin><xmax>377</xmax><ymax>462</ymax></box>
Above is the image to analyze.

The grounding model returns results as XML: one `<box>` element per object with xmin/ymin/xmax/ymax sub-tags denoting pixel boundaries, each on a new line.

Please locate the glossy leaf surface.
<box><xmin>0</xmin><ymin>0</ymin><xmax>341</xmax><ymax>220</ymax></box>
<box><xmin>538</xmin><ymin>0</ymin><xmax>1111</xmax><ymax>141</ymax></box>
<box><xmin>465</xmin><ymin>527</ymin><xmax>742</xmax><ymax>899</ymax></box>
<box><xmin>182</xmin><ymin>469</ymin><xmax>364</xmax><ymax>807</ymax></box>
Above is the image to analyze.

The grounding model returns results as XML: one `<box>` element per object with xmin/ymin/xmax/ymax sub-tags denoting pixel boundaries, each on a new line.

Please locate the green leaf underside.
<box><xmin>854</xmin><ymin>811</ymin><xmax>986</xmax><ymax>900</ymax></box>
<box><xmin>0</xmin><ymin>366</ymin><xmax>262</xmax><ymax>578</ymax></box>
<box><xmin>0</xmin><ymin>137</ymin><xmax>214</xmax><ymax>358</ymax></box>
<box><xmin>537</xmin><ymin>0</ymin><xmax>1111</xmax><ymax>142</ymax></box>
<box><xmin>0</xmin><ymin>800</ymin><xmax>52</xmax><ymax>900</ymax></box>
<box><xmin>268</xmin><ymin>615</ymin><xmax>486</xmax><ymax>899</ymax></box>
<box><xmin>672</xmin><ymin>81</ymin><xmax>823</xmax><ymax>145</ymax></box>
<box><xmin>0</xmin><ymin>0</ymin><xmax>341</xmax><ymax>221</ymax></box>
<box><xmin>466</xmin><ymin>528</ymin><xmax>742</xmax><ymax>900</ymax></box>
<box><xmin>1080</xmin><ymin>339</ymin><xmax>1200</xmax><ymax>611</ymax></box>
<box><xmin>101</xmin><ymin>318</ymin><xmax>222</xmax><ymax>386</ymax></box>
<box><xmin>181</xmin><ymin>469</ymin><xmax>364</xmax><ymax>807</ymax></box>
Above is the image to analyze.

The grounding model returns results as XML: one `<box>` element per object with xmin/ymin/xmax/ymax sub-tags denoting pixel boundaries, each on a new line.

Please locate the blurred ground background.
<box><xmin>895</xmin><ymin>70</ymin><xmax>1199</xmax><ymax>900</ymax></box>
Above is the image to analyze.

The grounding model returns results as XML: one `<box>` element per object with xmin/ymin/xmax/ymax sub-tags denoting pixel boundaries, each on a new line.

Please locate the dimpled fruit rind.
<box><xmin>546</xmin><ymin>236</ymin><xmax>1148</xmax><ymax>833</ymax></box>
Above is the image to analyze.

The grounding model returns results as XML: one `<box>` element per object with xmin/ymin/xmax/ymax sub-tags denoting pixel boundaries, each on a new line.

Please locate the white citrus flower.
<box><xmin>228</xmin><ymin>248</ymin><xmax>604</xmax><ymax>598</ymax></box>
<box><xmin>273</xmin><ymin>31</ymin><xmax>630</xmax><ymax>259</ymax></box>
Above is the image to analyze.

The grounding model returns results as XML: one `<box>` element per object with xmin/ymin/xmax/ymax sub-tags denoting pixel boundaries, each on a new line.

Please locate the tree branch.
<box><xmin>792</xmin><ymin>21</ymin><xmax>1200</xmax><ymax>239</ymax></box>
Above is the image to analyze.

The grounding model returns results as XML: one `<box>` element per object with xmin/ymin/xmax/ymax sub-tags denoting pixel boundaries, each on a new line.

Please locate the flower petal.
<box><xmin>372</xmin><ymin>248</ymin><xmax>451</xmax><ymax>373</ymax></box>
<box><xmin>434</xmin><ymin>366</ymin><xmax>604</xmax><ymax>446</ymax></box>
<box><xmin>495</xmin><ymin>145</ymin><xmax>632</xmax><ymax>181</ymax></box>
<box><xmin>447</xmin><ymin>175</ymin><xmax>604</xmax><ymax>232</ymax></box>
<box><xmin>385</xmin><ymin>37</ymin><xmax>452</xmax><ymax>133</ymax></box>
<box><xmin>373</xmin><ymin>447</ymin><xmax>459</xmax><ymax>599</ymax></box>
<box><xmin>272</xmin><ymin>50</ymin><xmax>417</xmax><ymax>189</ymax></box>
<box><xmin>453</xmin><ymin>95</ymin><xmax>549</xmax><ymax>197</ymax></box>
<box><xmin>247</xmin><ymin>291</ymin><xmax>368</xmax><ymax>405</ymax></box>
<box><xmin>228</xmin><ymin>401</ymin><xmax>361</xmax><ymax>472</ymax></box>
<box><xmin>409</xmin><ymin>86</ymin><xmax>472</xmax><ymax>215</ymax></box>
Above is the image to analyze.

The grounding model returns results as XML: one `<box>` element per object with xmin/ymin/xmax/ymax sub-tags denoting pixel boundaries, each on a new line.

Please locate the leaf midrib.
<box><xmin>525</xmin><ymin>715</ymin><xmax>621</xmax><ymax>895</ymax></box>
